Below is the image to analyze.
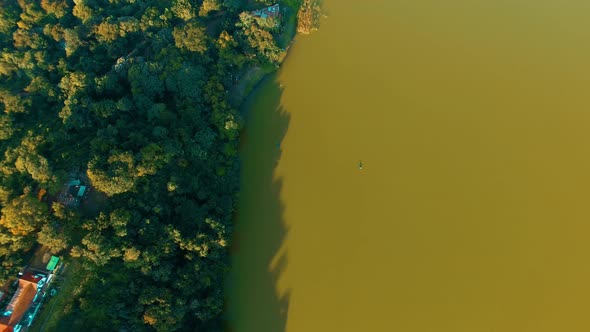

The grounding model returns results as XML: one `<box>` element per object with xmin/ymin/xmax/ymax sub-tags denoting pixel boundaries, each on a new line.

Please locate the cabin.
<box><xmin>67</xmin><ymin>179</ymin><xmax>80</xmax><ymax>186</ymax></box>
<box><xmin>251</xmin><ymin>4</ymin><xmax>281</xmax><ymax>25</ymax></box>
<box><xmin>0</xmin><ymin>272</ymin><xmax>47</xmax><ymax>332</ymax></box>
<box><xmin>77</xmin><ymin>186</ymin><xmax>87</xmax><ymax>198</ymax></box>
<box><xmin>57</xmin><ymin>178</ymin><xmax>89</xmax><ymax>207</ymax></box>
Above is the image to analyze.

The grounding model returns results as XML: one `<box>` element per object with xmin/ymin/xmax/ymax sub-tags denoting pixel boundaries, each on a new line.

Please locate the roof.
<box><xmin>46</xmin><ymin>256</ymin><xmax>59</xmax><ymax>271</ymax></box>
<box><xmin>18</xmin><ymin>273</ymin><xmax>43</xmax><ymax>285</ymax></box>
<box><xmin>69</xmin><ymin>185</ymin><xmax>80</xmax><ymax>196</ymax></box>
<box><xmin>252</xmin><ymin>4</ymin><xmax>280</xmax><ymax>20</ymax></box>
<box><xmin>0</xmin><ymin>284</ymin><xmax>37</xmax><ymax>329</ymax></box>
<box><xmin>77</xmin><ymin>186</ymin><xmax>86</xmax><ymax>197</ymax></box>
<box><xmin>0</xmin><ymin>323</ymin><xmax>13</xmax><ymax>332</ymax></box>
<box><xmin>0</xmin><ymin>273</ymin><xmax>45</xmax><ymax>330</ymax></box>
<box><xmin>67</xmin><ymin>179</ymin><xmax>80</xmax><ymax>186</ymax></box>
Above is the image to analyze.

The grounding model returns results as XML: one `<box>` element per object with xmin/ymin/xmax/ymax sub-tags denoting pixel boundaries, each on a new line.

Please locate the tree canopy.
<box><xmin>0</xmin><ymin>0</ymin><xmax>295</xmax><ymax>330</ymax></box>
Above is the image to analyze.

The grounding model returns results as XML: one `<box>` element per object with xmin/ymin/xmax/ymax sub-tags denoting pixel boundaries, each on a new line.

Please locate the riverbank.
<box><xmin>296</xmin><ymin>0</ymin><xmax>322</xmax><ymax>34</ymax></box>
<box><xmin>230</xmin><ymin>0</ymin><xmax>303</xmax><ymax>108</ymax></box>
<box><xmin>225</xmin><ymin>3</ymin><xmax>305</xmax><ymax>331</ymax></box>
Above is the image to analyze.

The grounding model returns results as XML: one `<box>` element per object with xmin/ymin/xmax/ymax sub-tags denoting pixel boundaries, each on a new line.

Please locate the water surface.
<box><xmin>229</xmin><ymin>1</ymin><xmax>590</xmax><ymax>331</ymax></box>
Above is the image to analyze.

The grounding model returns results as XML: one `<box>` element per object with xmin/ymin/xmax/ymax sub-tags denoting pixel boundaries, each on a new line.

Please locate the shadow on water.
<box><xmin>225</xmin><ymin>73</ymin><xmax>291</xmax><ymax>332</ymax></box>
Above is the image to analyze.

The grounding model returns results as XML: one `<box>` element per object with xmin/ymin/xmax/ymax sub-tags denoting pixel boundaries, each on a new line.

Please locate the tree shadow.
<box><xmin>225</xmin><ymin>73</ymin><xmax>291</xmax><ymax>332</ymax></box>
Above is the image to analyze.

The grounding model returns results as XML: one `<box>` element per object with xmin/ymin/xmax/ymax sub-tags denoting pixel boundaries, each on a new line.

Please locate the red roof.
<box><xmin>0</xmin><ymin>273</ymin><xmax>44</xmax><ymax>330</ymax></box>
<box><xmin>0</xmin><ymin>324</ymin><xmax>14</xmax><ymax>332</ymax></box>
<box><xmin>18</xmin><ymin>273</ymin><xmax>43</xmax><ymax>285</ymax></box>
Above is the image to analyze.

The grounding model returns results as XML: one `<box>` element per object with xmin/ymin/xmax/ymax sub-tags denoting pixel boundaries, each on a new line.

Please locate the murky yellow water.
<box><xmin>228</xmin><ymin>1</ymin><xmax>590</xmax><ymax>331</ymax></box>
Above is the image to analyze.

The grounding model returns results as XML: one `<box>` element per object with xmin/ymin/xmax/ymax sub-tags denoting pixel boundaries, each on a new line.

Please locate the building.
<box><xmin>251</xmin><ymin>4</ymin><xmax>281</xmax><ymax>23</ymax></box>
<box><xmin>77</xmin><ymin>186</ymin><xmax>87</xmax><ymax>198</ymax></box>
<box><xmin>67</xmin><ymin>179</ymin><xmax>80</xmax><ymax>187</ymax></box>
<box><xmin>57</xmin><ymin>178</ymin><xmax>89</xmax><ymax>207</ymax></box>
<box><xmin>46</xmin><ymin>256</ymin><xmax>59</xmax><ymax>272</ymax></box>
<box><xmin>0</xmin><ymin>272</ymin><xmax>47</xmax><ymax>332</ymax></box>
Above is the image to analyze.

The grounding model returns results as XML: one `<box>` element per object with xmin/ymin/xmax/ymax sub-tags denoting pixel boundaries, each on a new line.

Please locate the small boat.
<box><xmin>358</xmin><ymin>161</ymin><xmax>363</xmax><ymax>170</ymax></box>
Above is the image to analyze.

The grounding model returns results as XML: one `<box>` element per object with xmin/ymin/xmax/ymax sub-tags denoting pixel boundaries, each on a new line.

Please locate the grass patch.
<box><xmin>230</xmin><ymin>1</ymin><xmax>303</xmax><ymax>107</ymax></box>
<box><xmin>277</xmin><ymin>0</ymin><xmax>300</xmax><ymax>48</ymax></box>
<box><xmin>230</xmin><ymin>63</ymin><xmax>276</xmax><ymax>107</ymax></box>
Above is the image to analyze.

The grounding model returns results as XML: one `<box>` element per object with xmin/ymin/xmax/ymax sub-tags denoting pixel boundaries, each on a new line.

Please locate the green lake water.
<box><xmin>227</xmin><ymin>0</ymin><xmax>590</xmax><ymax>331</ymax></box>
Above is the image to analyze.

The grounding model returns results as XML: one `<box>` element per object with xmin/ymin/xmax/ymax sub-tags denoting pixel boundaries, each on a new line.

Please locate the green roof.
<box><xmin>46</xmin><ymin>256</ymin><xmax>59</xmax><ymax>271</ymax></box>
<box><xmin>67</xmin><ymin>179</ymin><xmax>80</xmax><ymax>186</ymax></box>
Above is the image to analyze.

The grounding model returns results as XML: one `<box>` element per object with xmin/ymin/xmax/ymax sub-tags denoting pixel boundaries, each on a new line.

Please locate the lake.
<box><xmin>227</xmin><ymin>0</ymin><xmax>590</xmax><ymax>331</ymax></box>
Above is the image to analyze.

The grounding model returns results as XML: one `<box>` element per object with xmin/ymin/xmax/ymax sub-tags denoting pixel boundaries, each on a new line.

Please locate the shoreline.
<box><xmin>224</xmin><ymin>2</ymin><xmax>302</xmax><ymax>330</ymax></box>
<box><xmin>233</xmin><ymin>0</ymin><xmax>322</xmax><ymax>108</ymax></box>
<box><xmin>230</xmin><ymin>2</ymin><xmax>301</xmax><ymax>109</ymax></box>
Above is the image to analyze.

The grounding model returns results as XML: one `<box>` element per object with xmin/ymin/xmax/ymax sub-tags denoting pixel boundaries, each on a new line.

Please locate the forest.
<box><xmin>0</xmin><ymin>0</ymin><xmax>303</xmax><ymax>330</ymax></box>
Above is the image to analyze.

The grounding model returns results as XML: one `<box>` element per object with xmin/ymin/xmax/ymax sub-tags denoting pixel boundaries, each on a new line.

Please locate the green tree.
<box><xmin>0</xmin><ymin>89</ymin><xmax>30</xmax><ymax>114</ymax></box>
<box><xmin>172</xmin><ymin>0</ymin><xmax>196</xmax><ymax>21</ymax></box>
<box><xmin>199</xmin><ymin>0</ymin><xmax>221</xmax><ymax>17</ymax></box>
<box><xmin>72</xmin><ymin>0</ymin><xmax>94</xmax><ymax>23</ymax></box>
<box><xmin>0</xmin><ymin>115</ymin><xmax>14</xmax><ymax>140</ymax></box>
<box><xmin>0</xmin><ymin>3</ymin><xmax>19</xmax><ymax>34</ymax></box>
<box><xmin>0</xmin><ymin>254</ymin><xmax>24</xmax><ymax>284</ymax></box>
<box><xmin>173</xmin><ymin>22</ymin><xmax>207</xmax><ymax>54</ymax></box>
<box><xmin>0</xmin><ymin>193</ymin><xmax>48</xmax><ymax>236</ymax></box>
<box><xmin>40</xmin><ymin>0</ymin><xmax>68</xmax><ymax>18</ymax></box>
<box><xmin>37</xmin><ymin>224</ymin><xmax>69</xmax><ymax>252</ymax></box>
<box><xmin>237</xmin><ymin>12</ymin><xmax>281</xmax><ymax>63</ymax></box>
<box><xmin>87</xmin><ymin>152</ymin><xmax>138</xmax><ymax>197</ymax></box>
<box><xmin>0</xmin><ymin>0</ymin><xmax>293</xmax><ymax>328</ymax></box>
